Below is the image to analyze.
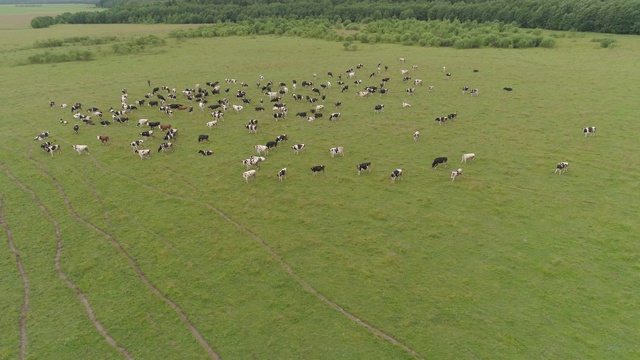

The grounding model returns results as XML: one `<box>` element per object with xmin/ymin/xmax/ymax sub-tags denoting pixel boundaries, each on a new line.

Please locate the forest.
<box><xmin>33</xmin><ymin>0</ymin><xmax>640</xmax><ymax>35</ymax></box>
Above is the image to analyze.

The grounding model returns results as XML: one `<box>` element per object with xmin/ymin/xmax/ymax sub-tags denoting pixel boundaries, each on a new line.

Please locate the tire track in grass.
<box><xmin>3</xmin><ymin>165</ymin><xmax>134</xmax><ymax>360</ymax></box>
<box><xmin>37</xmin><ymin>167</ymin><xmax>222</xmax><ymax>360</ymax></box>
<box><xmin>111</xmin><ymin>166</ymin><xmax>426</xmax><ymax>360</ymax></box>
<box><xmin>0</xmin><ymin>197</ymin><xmax>30</xmax><ymax>360</ymax></box>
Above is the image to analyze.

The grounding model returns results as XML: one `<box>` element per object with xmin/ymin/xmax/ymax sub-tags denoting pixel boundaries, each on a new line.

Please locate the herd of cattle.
<box><xmin>38</xmin><ymin>58</ymin><xmax>595</xmax><ymax>182</ymax></box>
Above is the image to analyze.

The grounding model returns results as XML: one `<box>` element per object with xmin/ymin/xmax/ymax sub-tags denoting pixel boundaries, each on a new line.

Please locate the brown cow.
<box><xmin>97</xmin><ymin>135</ymin><xmax>110</xmax><ymax>144</ymax></box>
<box><xmin>160</xmin><ymin>124</ymin><xmax>172</xmax><ymax>131</ymax></box>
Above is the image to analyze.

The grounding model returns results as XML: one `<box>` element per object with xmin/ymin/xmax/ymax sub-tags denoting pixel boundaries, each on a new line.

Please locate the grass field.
<box><xmin>1</xmin><ymin>21</ymin><xmax>640</xmax><ymax>360</ymax></box>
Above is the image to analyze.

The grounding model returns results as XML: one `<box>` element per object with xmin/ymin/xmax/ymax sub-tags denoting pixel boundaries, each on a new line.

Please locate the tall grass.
<box><xmin>1</xmin><ymin>23</ymin><xmax>639</xmax><ymax>360</ymax></box>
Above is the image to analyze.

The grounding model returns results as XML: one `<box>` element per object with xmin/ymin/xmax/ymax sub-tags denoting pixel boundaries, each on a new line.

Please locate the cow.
<box><xmin>43</xmin><ymin>144</ymin><xmax>61</xmax><ymax>157</ymax></box>
<box><xmin>276</xmin><ymin>134</ymin><xmax>288</xmax><ymax>143</ymax></box>
<box><xmin>462</xmin><ymin>86</ymin><xmax>470</xmax><ymax>94</ymax></box>
<box><xmin>243</xmin><ymin>169</ymin><xmax>257</xmax><ymax>183</ymax></box>
<box><xmin>72</xmin><ymin>144</ymin><xmax>89</xmax><ymax>155</ymax></box>
<box><xmin>402</xmin><ymin>102</ymin><xmax>411</xmax><ymax>108</ymax></box>
<box><xmin>390</xmin><ymin>169</ymin><xmax>403</xmax><ymax>182</ymax></box>
<box><xmin>199</xmin><ymin>150</ymin><xmax>214</xmax><ymax>156</ymax></box>
<box><xmin>247</xmin><ymin>119</ymin><xmax>258</xmax><ymax>125</ymax></box>
<box><xmin>159</xmin><ymin>124</ymin><xmax>172</xmax><ymax>131</ymax></box>
<box><xmin>554</xmin><ymin>162</ymin><xmax>569</xmax><ymax>174</ymax></box>
<box><xmin>140</xmin><ymin>130</ymin><xmax>154</xmax><ymax>139</ymax></box>
<box><xmin>253</xmin><ymin>144</ymin><xmax>268</xmax><ymax>155</ymax></box>
<box><xmin>277</xmin><ymin>168</ymin><xmax>287</xmax><ymax>182</ymax></box>
<box><xmin>99</xmin><ymin>120</ymin><xmax>111</xmax><ymax>126</ymax></box>
<box><xmin>413</xmin><ymin>131</ymin><xmax>420</xmax><ymax>142</ymax></box>
<box><xmin>329</xmin><ymin>112</ymin><xmax>341</xmax><ymax>121</ymax></box>
<box><xmin>310</xmin><ymin>165</ymin><xmax>325</xmax><ymax>175</ymax></box>
<box><xmin>461</xmin><ymin>153</ymin><xmax>475</xmax><ymax>163</ymax></box>
<box><xmin>406</xmin><ymin>88</ymin><xmax>416</xmax><ymax>94</ymax></box>
<box><xmin>34</xmin><ymin>131</ymin><xmax>50</xmax><ymax>141</ymax></box>
<box><xmin>206</xmin><ymin>120</ymin><xmax>218</xmax><ymax>129</ymax></box>
<box><xmin>198</xmin><ymin>134</ymin><xmax>209</xmax><ymax>142</ymax></box>
<box><xmin>432</xmin><ymin>157</ymin><xmax>448</xmax><ymax>168</ymax></box>
<box><xmin>97</xmin><ymin>135</ymin><xmax>110</xmax><ymax>144</ymax></box>
<box><xmin>450</xmin><ymin>168</ymin><xmax>463</xmax><ymax>182</ymax></box>
<box><xmin>137</xmin><ymin>119</ymin><xmax>149</xmax><ymax>127</ymax></box>
<box><xmin>130</xmin><ymin>140</ymin><xmax>144</xmax><ymax>151</ymax></box>
<box><xmin>329</xmin><ymin>146</ymin><xmax>344</xmax><ymax>157</ymax></box>
<box><xmin>374</xmin><ymin>104</ymin><xmax>385</xmax><ymax>113</ymax></box>
<box><xmin>292</xmin><ymin>144</ymin><xmax>305</xmax><ymax>154</ymax></box>
<box><xmin>583</xmin><ymin>127</ymin><xmax>596</xmax><ymax>137</ymax></box>
<box><xmin>503</xmin><ymin>87</ymin><xmax>513</xmax><ymax>91</ymax></box>
<box><xmin>73</xmin><ymin>124</ymin><xmax>79</xmax><ymax>134</ymax></box>
<box><xmin>266</xmin><ymin>141</ymin><xmax>278</xmax><ymax>150</ymax></box>
<box><xmin>135</xmin><ymin>149</ymin><xmax>151</xmax><ymax>159</ymax></box>
<box><xmin>356</xmin><ymin>162</ymin><xmax>371</xmax><ymax>175</ymax></box>
<box><xmin>273</xmin><ymin>112</ymin><xmax>286</xmax><ymax>121</ymax></box>
<box><xmin>40</xmin><ymin>141</ymin><xmax>53</xmax><ymax>150</ymax></box>
<box><xmin>157</xmin><ymin>142</ymin><xmax>173</xmax><ymax>153</ymax></box>
<box><xmin>232</xmin><ymin>105</ymin><xmax>244</xmax><ymax>113</ymax></box>
<box><xmin>164</xmin><ymin>129</ymin><xmax>178</xmax><ymax>140</ymax></box>
<box><xmin>470</xmin><ymin>88</ymin><xmax>479</xmax><ymax>96</ymax></box>
<box><xmin>59</xmin><ymin>119</ymin><xmax>68</xmax><ymax>124</ymax></box>
<box><xmin>435</xmin><ymin>116</ymin><xmax>449</xmax><ymax>125</ymax></box>
<box><xmin>245</xmin><ymin>124</ymin><xmax>258</xmax><ymax>134</ymax></box>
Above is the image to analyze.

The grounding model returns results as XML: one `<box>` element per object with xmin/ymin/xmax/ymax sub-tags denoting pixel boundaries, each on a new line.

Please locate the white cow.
<box><xmin>402</xmin><ymin>102</ymin><xmax>412</xmax><ymax>108</ymax></box>
<box><xmin>232</xmin><ymin>105</ymin><xmax>244</xmax><ymax>113</ymax></box>
<box><xmin>255</xmin><ymin>144</ymin><xmax>269</xmax><ymax>155</ymax></box>
<box><xmin>413</xmin><ymin>131</ymin><xmax>420</xmax><ymax>142</ymax></box>
<box><xmin>461</xmin><ymin>153</ymin><xmax>475</xmax><ymax>163</ymax></box>
<box><xmin>450</xmin><ymin>168</ymin><xmax>463</xmax><ymax>181</ymax></box>
<box><xmin>243</xmin><ymin>169</ymin><xmax>257</xmax><ymax>183</ymax></box>
<box><xmin>135</xmin><ymin>149</ymin><xmax>151</xmax><ymax>159</ymax></box>
<box><xmin>206</xmin><ymin>120</ymin><xmax>218</xmax><ymax>129</ymax></box>
<box><xmin>329</xmin><ymin>146</ymin><xmax>344</xmax><ymax>157</ymax></box>
<box><xmin>71</xmin><ymin>144</ymin><xmax>89</xmax><ymax>155</ymax></box>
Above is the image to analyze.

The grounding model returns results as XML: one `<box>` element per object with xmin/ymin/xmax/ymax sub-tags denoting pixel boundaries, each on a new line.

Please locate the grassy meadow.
<box><xmin>1</xmin><ymin>19</ymin><xmax>640</xmax><ymax>360</ymax></box>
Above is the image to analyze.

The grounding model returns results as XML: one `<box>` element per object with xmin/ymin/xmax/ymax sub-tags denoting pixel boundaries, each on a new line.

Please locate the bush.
<box><xmin>599</xmin><ymin>38</ymin><xmax>617</xmax><ymax>48</ymax></box>
<box><xmin>34</xmin><ymin>39</ymin><xmax>64</xmax><ymax>48</ymax></box>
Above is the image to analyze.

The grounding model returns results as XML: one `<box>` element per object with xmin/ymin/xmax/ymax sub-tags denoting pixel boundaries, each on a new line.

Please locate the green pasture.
<box><xmin>1</xmin><ymin>23</ymin><xmax>640</xmax><ymax>360</ymax></box>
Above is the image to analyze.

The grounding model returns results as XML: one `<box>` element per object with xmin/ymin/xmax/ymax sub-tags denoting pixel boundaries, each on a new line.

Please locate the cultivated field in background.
<box><xmin>0</xmin><ymin>4</ymin><xmax>101</xmax><ymax>29</ymax></box>
<box><xmin>1</xmin><ymin>21</ymin><xmax>640</xmax><ymax>360</ymax></box>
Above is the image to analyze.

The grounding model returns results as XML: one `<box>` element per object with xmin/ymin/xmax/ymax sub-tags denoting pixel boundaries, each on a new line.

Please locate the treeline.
<box><xmin>36</xmin><ymin>0</ymin><xmax>640</xmax><ymax>34</ymax></box>
<box><xmin>0</xmin><ymin>0</ymin><xmax>97</xmax><ymax>4</ymax></box>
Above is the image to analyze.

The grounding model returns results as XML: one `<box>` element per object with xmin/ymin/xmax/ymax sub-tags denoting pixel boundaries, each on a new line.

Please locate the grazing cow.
<box><xmin>400</xmin><ymin>69</ymin><xmax>409</xmax><ymax>75</ymax></box>
<box><xmin>470</xmin><ymin>88</ymin><xmax>479</xmax><ymax>96</ymax></box>
<box><xmin>414</xmin><ymin>79</ymin><xmax>423</xmax><ymax>86</ymax></box>
<box><xmin>329</xmin><ymin>112</ymin><xmax>341</xmax><ymax>121</ymax></box>
<box><xmin>503</xmin><ymin>87</ymin><xmax>513</xmax><ymax>91</ymax></box>
<box><xmin>34</xmin><ymin>131</ymin><xmax>50</xmax><ymax>141</ymax></box>
<box><xmin>329</xmin><ymin>146</ymin><xmax>344</xmax><ymax>157</ymax></box>
<box><xmin>296</xmin><ymin>111</ymin><xmax>307</xmax><ymax>118</ymax></box>
<box><xmin>40</xmin><ymin>141</ymin><xmax>53</xmax><ymax>150</ymax></box>
<box><xmin>255</xmin><ymin>144</ymin><xmax>269</xmax><ymax>155</ymax></box>
<box><xmin>72</xmin><ymin>144</ymin><xmax>89</xmax><ymax>155</ymax></box>
<box><xmin>243</xmin><ymin>169</ymin><xmax>257</xmax><ymax>183</ymax></box>
<box><xmin>390</xmin><ymin>169</ymin><xmax>403</xmax><ymax>182</ymax></box>
<box><xmin>198</xmin><ymin>150</ymin><xmax>214</xmax><ymax>156</ymax></box>
<box><xmin>232</xmin><ymin>104</ymin><xmax>244</xmax><ymax>113</ymax></box>
<box><xmin>135</xmin><ymin>149</ymin><xmax>151</xmax><ymax>159</ymax></box>
<box><xmin>406</xmin><ymin>88</ymin><xmax>416</xmax><ymax>94</ymax></box>
<box><xmin>450</xmin><ymin>168</ymin><xmax>463</xmax><ymax>182</ymax></box>
<box><xmin>273</xmin><ymin>112</ymin><xmax>286</xmax><ymax>121</ymax></box>
<box><xmin>374</xmin><ymin>104</ymin><xmax>385</xmax><ymax>113</ymax></box>
<box><xmin>148</xmin><ymin>121</ymin><xmax>160</xmax><ymax>129</ymax></box>
<box><xmin>435</xmin><ymin>116</ymin><xmax>448</xmax><ymax>125</ymax></box>
<box><xmin>247</xmin><ymin>119</ymin><xmax>258</xmax><ymax>125</ymax></box>
<box><xmin>402</xmin><ymin>102</ymin><xmax>411</xmax><ymax>108</ymax></box>
<box><xmin>583</xmin><ymin>126</ymin><xmax>596</xmax><ymax>137</ymax></box>
<box><xmin>157</xmin><ymin>142</ymin><xmax>173</xmax><ymax>152</ymax></box>
<box><xmin>159</xmin><ymin>124</ymin><xmax>172</xmax><ymax>131</ymax></box>
<box><xmin>73</xmin><ymin>124</ymin><xmax>79</xmax><ymax>134</ymax></box>
<box><xmin>43</xmin><ymin>144</ymin><xmax>61</xmax><ymax>157</ymax></box>
<box><xmin>97</xmin><ymin>135</ymin><xmax>110</xmax><ymax>144</ymax></box>
<box><xmin>413</xmin><ymin>131</ymin><xmax>420</xmax><ymax>142</ymax></box>
<box><xmin>246</xmin><ymin>124</ymin><xmax>258</xmax><ymax>134</ymax></box>
<box><xmin>99</xmin><ymin>120</ymin><xmax>111</xmax><ymax>126</ymax></box>
<box><xmin>432</xmin><ymin>157</ymin><xmax>448</xmax><ymax>168</ymax></box>
<box><xmin>399</xmin><ymin>57</ymin><xmax>405</xmax><ymax>63</ymax></box>
<box><xmin>266</xmin><ymin>141</ymin><xmax>278</xmax><ymax>150</ymax></box>
<box><xmin>307</xmin><ymin>116</ymin><xmax>315</xmax><ymax>122</ymax></box>
<box><xmin>462</xmin><ymin>86</ymin><xmax>470</xmax><ymax>94</ymax></box>
<box><xmin>59</xmin><ymin>119</ymin><xmax>68</xmax><ymax>124</ymax></box>
<box><xmin>276</xmin><ymin>134</ymin><xmax>288</xmax><ymax>143</ymax></box>
<box><xmin>255</xmin><ymin>106</ymin><xmax>265</xmax><ymax>111</ymax></box>
<box><xmin>140</xmin><ymin>130</ymin><xmax>154</xmax><ymax>139</ymax></box>
<box><xmin>554</xmin><ymin>162</ymin><xmax>569</xmax><ymax>174</ymax></box>
<box><xmin>206</xmin><ymin>120</ymin><xmax>218</xmax><ymax>129</ymax></box>
<box><xmin>198</xmin><ymin>134</ymin><xmax>209</xmax><ymax>142</ymax></box>
<box><xmin>428</xmin><ymin>85</ymin><xmax>435</xmax><ymax>91</ymax></box>
<box><xmin>445</xmin><ymin>72</ymin><xmax>452</xmax><ymax>79</ymax></box>
<box><xmin>310</xmin><ymin>165</ymin><xmax>325</xmax><ymax>175</ymax></box>
<box><xmin>356</xmin><ymin>162</ymin><xmax>371</xmax><ymax>175</ymax></box>
<box><xmin>461</xmin><ymin>153</ymin><xmax>475</xmax><ymax>163</ymax></box>
<box><xmin>137</xmin><ymin>119</ymin><xmax>149</xmax><ymax>127</ymax></box>
<box><xmin>130</xmin><ymin>140</ymin><xmax>144</xmax><ymax>151</ymax></box>
<box><xmin>277</xmin><ymin>168</ymin><xmax>287</xmax><ymax>182</ymax></box>
<box><xmin>292</xmin><ymin>144</ymin><xmax>305</xmax><ymax>154</ymax></box>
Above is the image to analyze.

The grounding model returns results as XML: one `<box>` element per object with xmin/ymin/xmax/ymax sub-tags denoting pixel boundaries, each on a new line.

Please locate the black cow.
<box><xmin>432</xmin><ymin>157</ymin><xmax>448</xmax><ymax>168</ymax></box>
<box><xmin>311</xmin><ymin>165</ymin><xmax>325</xmax><ymax>175</ymax></box>
<box><xmin>198</xmin><ymin>134</ymin><xmax>209</xmax><ymax>142</ymax></box>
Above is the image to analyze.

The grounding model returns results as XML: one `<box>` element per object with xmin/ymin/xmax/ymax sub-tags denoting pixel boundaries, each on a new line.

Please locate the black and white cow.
<box><xmin>277</xmin><ymin>168</ymin><xmax>287</xmax><ymax>182</ymax></box>
<box><xmin>450</xmin><ymin>168</ymin><xmax>463</xmax><ymax>181</ymax></box>
<box><xmin>135</xmin><ymin>149</ymin><xmax>151</xmax><ymax>159</ymax></box>
<box><xmin>43</xmin><ymin>144</ymin><xmax>61</xmax><ymax>157</ymax></box>
<box><xmin>292</xmin><ymin>144</ymin><xmax>306</xmax><ymax>154</ymax></box>
<box><xmin>243</xmin><ymin>169</ymin><xmax>257</xmax><ymax>183</ymax></box>
<box><xmin>462</xmin><ymin>86</ymin><xmax>470</xmax><ymax>94</ymax></box>
<box><xmin>276</xmin><ymin>134</ymin><xmax>288</xmax><ymax>143</ymax></box>
<box><xmin>374</xmin><ymin>104</ymin><xmax>385</xmax><ymax>113</ymax></box>
<box><xmin>470</xmin><ymin>88</ymin><xmax>479</xmax><ymax>96</ymax></box>
<box><xmin>130</xmin><ymin>140</ymin><xmax>144</xmax><ymax>151</ymax></box>
<box><xmin>34</xmin><ymin>131</ymin><xmax>50</xmax><ymax>141</ymax></box>
<box><xmin>554</xmin><ymin>162</ymin><xmax>569</xmax><ymax>174</ymax></box>
<box><xmin>329</xmin><ymin>112</ymin><xmax>341</xmax><ymax>121</ymax></box>
<box><xmin>583</xmin><ymin>126</ymin><xmax>596</xmax><ymax>137</ymax></box>
<box><xmin>329</xmin><ymin>146</ymin><xmax>344</xmax><ymax>157</ymax></box>
<box><xmin>413</xmin><ymin>131</ymin><xmax>420</xmax><ymax>142</ymax></box>
<box><xmin>390</xmin><ymin>168</ymin><xmax>403</xmax><ymax>181</ymax></box>
<box><xmin>310</xmin><ymin>165</ymin><xmax>325</xmax><ymax>175</ymax></box>
<box><xmin>157</xmin><ymin>142</ymin><xmax>173</xmax><ymax>153</ymax></box>
<box><xmin>199</xmin><ymin>150</ymin><xmax>214</xmax><ymax>156</ymax></box>
<box><xmin>246</xmin><ymin>124</ymin><xmax>258</xmax><ymax>134</ymax></box>
<box><xmin>73</xmin><ymin>124</ymin><xmax>79</xmax><ymax>134</ymax></box>
<box><xmin>356</xmin><ymin>162</ymin><xmax>371</xmax><ymax>175</ymax></box>
<box><xmin>140</xmin><ymin>130</ymin><xmax>154</xmax><ymax>139</ymax></box>
<box><xmin>432</xmin><ymin>157</ymin><xmax>448</xmax><ymax>168</ymax></box>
